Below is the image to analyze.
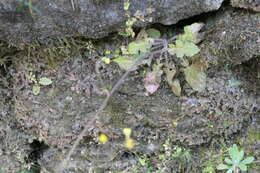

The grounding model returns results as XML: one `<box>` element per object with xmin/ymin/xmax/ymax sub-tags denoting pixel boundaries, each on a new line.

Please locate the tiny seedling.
<box><xmin>172</xmin><ymin>147</ymin><xmax>191</xmax><ymax>161</ymax></box>
<box><xmin>202</xmin><ymin>166</ymin><xmax>215</xmax><ymax>173</ymax></box>
<box><xmin>138</xmin><ymin>156</ymin><xmax>154</xmax><ymax>173</ymax></box>
<box><xmin>27</xmin><ymin>72</ymin><xmax>53</xmax><ymax>95</ymax></box>
<box><xmin>217</xmin><ymin>144</ymin><xmax>254</xmax><ymax>173</ymax></box>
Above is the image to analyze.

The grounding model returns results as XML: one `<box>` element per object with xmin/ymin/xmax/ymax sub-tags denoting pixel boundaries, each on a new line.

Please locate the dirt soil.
<box><xmin>0</xmin><ymin>4</ymin><xmax>259</xmax><ymax>173</ymax></box>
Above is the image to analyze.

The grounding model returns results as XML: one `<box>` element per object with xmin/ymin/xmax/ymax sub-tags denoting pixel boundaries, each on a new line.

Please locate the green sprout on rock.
<box><xmin>217</xmin><ymin>144</ymin><xmax>254</xmax><ymax>173</ymax></box>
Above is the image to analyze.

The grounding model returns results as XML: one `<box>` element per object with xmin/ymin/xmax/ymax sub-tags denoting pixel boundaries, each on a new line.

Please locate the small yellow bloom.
<box><xmin>124</xmin><ymin>138</ymin><xmax>135</xmax><ymax>150</ymax></box>
<box><xmin>123</xmin><ymin>128</ymin><xmax>135</xmax><ymax>149</ymax></box>
<box><xmin>123</xmin><ymin>128</ymin><xmax>132</xmax><ymax>138</ymax></box>
<box><xmin>98</xmin><ymin>133</ymin><xmax>109</xmax><ymax>144</ymax></box>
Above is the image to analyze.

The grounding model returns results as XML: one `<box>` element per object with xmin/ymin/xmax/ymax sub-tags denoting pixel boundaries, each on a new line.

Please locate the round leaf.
<box><xmin>227</xmin><ymin>168</ymin><xmax>233</xmax><ymax>173</ymax></box>
<box><xmin>229</xmin><ymin>144</ymin><xmax>240</xmax><ymax>161</ymax></box>
<box><xmin>39</xmin><ymin>77</ymin><xmax>52</xmax><ymax>86</ymax></box>
<box><xmin>217</xmin><ymin>164</ymin><xmax>229</xmax><ymax>170</ymax></box>
<box><xmin>241</xmin><ymin>157</ymin><xmax>254</xmax><ymax>165</ymax></box>
<box><xmin>101</xmin><ymin>57</ymin><xmax>111</xmax><ymax>64</ymax></box>
<box><xmin>184</xmin><ymin>64</ymin><xmax>206</xmax><ymax>91</ymax></box>
<box><xmin>128</xmin><ymin>38</ymin><xmax>151</xmax><ymax>54</ymax></box>
<box><xmin>146</xmin><ymin>28</ymin><xmax>161</xmax><ymax>38</ymax></box>
<box><xmin>113</xmin><ymin>56</ymin><xmax>135</xmax><ymax>71</ymax></box>
<box><xmin>168</xmin><ymin>40</ymin><xmax>200</xmax><ymax>58</ymax></box>
<box><xmin>32</xmin><ymin>85</ymin><xmax>40</xmax><ymax>95</ymax></box>
<box><xmin>238</xmin><ymin>164</ymin><xmax>247</xmax><ymax>171</ymax></box>
<box><xmin>224</xmin><ymin>157</ymin><xmax>233</xmax><ymax>165</ymax></box>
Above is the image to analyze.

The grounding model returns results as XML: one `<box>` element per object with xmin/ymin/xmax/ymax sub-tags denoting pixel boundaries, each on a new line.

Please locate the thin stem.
<box><xmin>152</xmin><ymin>38</ymin><xmax>164</xmax><ymax>42</ymax></box>
<box><xmin>151</xmin><ymin>45</ymin><xmax>163</xmax><ymax>51</ymax></box>
<box><xmin>55</xmin><ymin>49</ymin><xmax>164</xmax><ymax>173</ymax></box>
<box><xmin>168</xmin><ymin>36</ymin><xmax>178</xmax><ymax>43</ymax></box>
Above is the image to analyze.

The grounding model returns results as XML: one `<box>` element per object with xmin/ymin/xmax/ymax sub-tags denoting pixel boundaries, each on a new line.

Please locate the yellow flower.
<box><xmin>98</xmin><ymin>133</ymin><xmax>109</xmax><ymax>144</ymax></box>
<box><xmin>124</xmin><ymin>138</ymin><xmax>135</xmax><ymax>150</ymax></box>
<box><xmin>123</xmin><ymin>128</ymin><xmax>132</xmax><ymax>138</ymax></box>
<box><xmin>123</xmin><ymin>128</ymin><xmax>135</xmax><ymax>149</ymax></box>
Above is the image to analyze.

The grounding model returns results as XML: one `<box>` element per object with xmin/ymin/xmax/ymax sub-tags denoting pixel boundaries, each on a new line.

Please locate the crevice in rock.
<box><xmin>26</xmin><ymin>140</ymin><xmax>49</xmax><ymax>173</ymax></box>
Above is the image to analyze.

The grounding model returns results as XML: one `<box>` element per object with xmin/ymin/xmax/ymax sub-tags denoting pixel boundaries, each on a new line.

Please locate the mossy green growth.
<box><xmin>217</xmin><ymin>144</ymin><xmax>255</xmax><ymax>173</ymax></box>
<box><xmin>248</xmin><ymin>128</ymin><xmax>260</xmax><ymax>140</ymax></box>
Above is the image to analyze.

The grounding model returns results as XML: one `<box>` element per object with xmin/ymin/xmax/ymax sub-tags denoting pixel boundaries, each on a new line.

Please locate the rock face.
<box><xmin>0</xmin><ymin>0</ymin><xmax>223</xmax><ymax>45</ymax></box>
<box><xmin>231</xmin><ymin>0</ymin><xmax>260</xmax><ymax>11</ymax></box>
<box><xmin>200</xmin><ymin>8</ymin><xmax>260</xmax><ymax>65</ymax></box>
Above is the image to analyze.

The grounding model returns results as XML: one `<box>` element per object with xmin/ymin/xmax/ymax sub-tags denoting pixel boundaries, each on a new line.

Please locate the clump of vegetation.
<box><xmin>202</xmin><ymin>143</ymin><xmax>256</xmax><ymax>173</ymax></box>
<box><xmin>56</xmin><ymin>23</ymin><xmax>206</xmax><ymax>172</ymax></box>
<box><xmin>217</xmin><ymin>144</ymin><xmax>254</xmax><ymax>173</ymax></box>
<box><xmin>103</xmin><ymin>23</ymin><xmax>206</xmax><ymax>96</ymax></box>
<box><xmin>27</xmin><ymin>72</ymin><xmax>53</xmax><ymax>95</ymax></box>
<box><xmin>19</xmin><ymin>0</ymin><xmax>41</xmax><ymax>16</ymax></box>
<box><xmin>127</xmin><ymin>138</ymin><xmax>193</xmax><ymax>173</ymax></box>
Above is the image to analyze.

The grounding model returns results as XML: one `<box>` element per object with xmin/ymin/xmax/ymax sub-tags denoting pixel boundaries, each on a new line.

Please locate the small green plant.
<box><xmin>217</xmin><ymin>144</ymin><xmax>254</xmax><ymax>173</ymax></box>
<box><xmin>202</xmin><ymin>166</ymin><xmax>215</xmax><ymax>173</ymax></box>
<box><xmin>123</xmin><ymin>0</ymin><xmax>130</xmax><ymax>10</ymax></box>
<box><xmin>172</xmin><ymin>146</ymin><xmax>192</xmax><ymax>161</ymax></box>
<box><xmin>119</xmin><ymin>0</ymin><xmax>137</xmax><ymax>37</ymax></box>
<box><xmin>27</xmin><ymin>72</ymin><xmax>53</xmax><ymax>95</ymax></box>
<box><xmin>104</xmin><ymin>23</ymin><xmax>206</xmax><ymax>96</ymax></box>
<box><xmin>138</xmin><ymin>156</ymin><xmax>149</xmax><ymax>166</ymax></box>
<box><xmin>119</xmin><ymin>17</ymin><xmax>137</xmax><ymax>37</ymax></box>
<box><xmin>19</xmin><ymin>0</ymin><xmax>41</xmax><ymax>15</ymax></box>
<box><xmin>138</xmin><ymin>156</ymin><xmax>154</xmax><ymax>173</ymax></box>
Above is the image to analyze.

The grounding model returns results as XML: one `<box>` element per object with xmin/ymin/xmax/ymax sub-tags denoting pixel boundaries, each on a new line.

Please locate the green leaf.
<box><xmin>32</xmin><ymin>85</ymin><xmax>40</xmax><ymax>95</ymax></box>
<box><xmin>113</xmin><ymin>56</ymin><xmax>135</xmax><ymax>70</ymax></box>
<box><xmin>217</xmin><ymin>164</ymin><xmax>229</xmax><ymax>170</ymax></box>
<box><xmin>168</xmin><ymin>40</ymin><xmax>200</xmax><ymax>58</ymax></box>
<box><xmin>124</xmin><ymin>0</ymin><xmax>130</xmax><ymax>10</ymax></box>
<box><xmin>139</xmin><ymin>158</ymin><xmax>147</xmax><ymax>166</ymax></box>
<box><xmin>238</xmin><ymin>164</ymin><xmax>247</xmax><ymax>171</ymax></box>
<box><xmin>179</xmin><ymin>28</ymin><xmax>194</xmax><ymax>43</ymax></box>
<box><xmin>105</xmin><ymin>50</ymin><xmax>111</xmax><ymax>55</ymax></box>
<box><xmin>202</xmin><ymin>166</ymin><xmax>214</xmax><ymax>173</ymax></box>
<box><xmin>236</xmin><ymin>150</ymin><xmax>244</xmax><ymax>163</ymax></box>
<box><xmin>171</xmin><ymin>79</ymin><xmax>182</xmax><ymax>96</ymax></box>
<box><xmin>101</xmin><ymin>57</ymin><xmax>111</xmax><ymax>64</ymax></box>
<box><xmin>146</xmin><ymin>28</ymin><xmax>161</xmax><ymax>38</ymax></box>
<box><xmin>241</xmin><ymin>156</ymin><xmax>254</xmax><ymax>165</ymax></box>
<box><xmin>227</xmin><ymin>168</ymin><xmax>233</xmax><ymax>173</ymax></box>
<box><xmin>128</xmin><ymin>38</ymin><xmax>152</xmax><ymax>55</ymax></box>
<box><xmin>229</xmin><ymin>144</ymin><xmax>239</xmax><ymax>161</ymax></box>
<box><xmin>184</xmin><ymin>64</ymin><xmax>206</xmax><ymax>91</ymax></box>
<box><xmin>180</xmin><ymin>23</ymin><xmax>204</xmax><ymax>43</ymax></box>
<box><xmin>39</xmin><ymin>77</ymin><xmax>52</xmax><ymax>86</ymax></box>
<box><xmin>224</xmin><ymin>157</ymin><xmax>233</xmax><ymax>165</ymax></box>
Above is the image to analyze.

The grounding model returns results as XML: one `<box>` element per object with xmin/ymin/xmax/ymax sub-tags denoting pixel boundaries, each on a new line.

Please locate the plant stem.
<box><xmin>234</xmin><ymin>167</ymin><xmax>239</xmax><ymax>173</ymax></box>
<box><xmin>55</xmin><ymin>49</ymin><xmax>165</xmax><ymax>173</ymax></box>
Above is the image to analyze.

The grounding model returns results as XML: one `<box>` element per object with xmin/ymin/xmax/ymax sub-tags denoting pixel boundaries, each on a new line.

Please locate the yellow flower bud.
<box><xmin>98</xmin><ymin>133</ymin><xmax>109</xmax><ymax>144</ymax></box>
<box><xmin>124</xmin><ymin>138</ymin><xmax>135</xmax><ymax>150</ymax></box>
<box><xmin>123</xmin><ymin>128</ymin><xmax>132</xmax><ymax>138</ymax></box>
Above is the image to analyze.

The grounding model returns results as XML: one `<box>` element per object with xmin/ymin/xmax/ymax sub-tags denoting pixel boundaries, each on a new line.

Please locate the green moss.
<box><xmin>248</xmin><ymin>128</ymin><xmax>260</xmax><ymax>140</ymax></box>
